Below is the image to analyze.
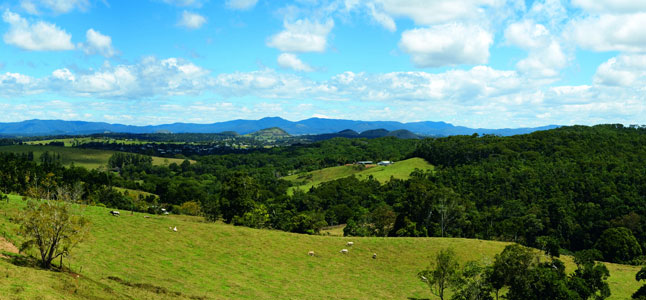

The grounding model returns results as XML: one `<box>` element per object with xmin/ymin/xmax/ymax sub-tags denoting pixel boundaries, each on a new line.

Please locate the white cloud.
<box><xmin>20</xmin><ymin>0</ymin><xmax>89</xmax><ymax>14</ymax></box>
<box><xmin>367</xmin><ymin>2</ymin><xmax>396</xmax><ymax>32</ymax></box>
<box><xmin>27</xmin><ymin>57</ymin><xmax>212</xmax><ymax>99</ymax></box>
<box><xmin>505</xmin><ymin>20</ymin><xmax>567</xmax><ymax>78</ymax></box>
<box><xmin>2</xmin><ymin>10</ymin><xmax>74</xmax><ymax>51</ymax></box>
<box><xmin>516</xmin><ymin>41</ymin><xmax>567</xmax><ymax>78</ymax></box>
<box><xmin>505</xmin><ymin>20</ymin><xmax>550</xmax><ymax>50</ymax></box>
<box><xmin>399</xmin><ymin>23</ymin><xmax>493</xmax><ymax>67</ymax></box>
<box><xmin>0</xmin><ymin>72</ymin><xmax>41</xmax><ymax>95</ymax></box>
<box><xmin>80</xmin><ymin>28</ymin><xmax>116</xmax><ymax>57</ymax></box>
<box><xmin>178</xmin><ymin>11</ymin><xmax>206</xmax><ymax>29</ymax></box>
<box><xmin>277</xmin><ymin>53</ymin><xmax>314</xmax><ymax>72</ymax></box>
<box><xmin>52</xmin><ymin>68</ymin><xmax>75</xmax><ymax>81</ymax></box>
<box><xmin>594</xmin><ymin>55</ymin><xmax>646</xmax><ymax>86</ymax></box>
<box><xmin>572</xmin><ymin>0</ymin><xmax>646</xmax><ymax>13</ymax></box>
<box><xmin>225</xmin><ymin>0</ymin><xmax>258</xmax><ymax>10</ymax></box>
<box><xmin>267</xmin><ymin>19</ymin><xmax>334</xmax><ymax>53</ymax></box>
<box><xmin>568</xmin><ymin>13</ymin><xmax>646</xmax><ymax>53</ymax></box>
<box><xmin>372</xmin><ymin>0</ymin><xmax>494</xmax><ymax>25</ymax></box>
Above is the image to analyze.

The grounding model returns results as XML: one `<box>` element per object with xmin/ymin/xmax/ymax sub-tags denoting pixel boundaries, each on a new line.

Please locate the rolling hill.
<box><xmin>283</xmin><ymin>157</ymin><xmax>434</xmax><ymax>193</ymax></box>
<box><xmin>0</xmin><ymin>195</ymin><xmax>639</xmax><ymax>299</ymax></box>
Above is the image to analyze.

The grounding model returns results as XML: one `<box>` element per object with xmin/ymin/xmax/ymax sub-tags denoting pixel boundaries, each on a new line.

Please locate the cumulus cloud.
<box><xmin>399</xmin><ymin>23</ymin><xmax>493</xmax><ymax>67</ymax></box>
<box><xmin>80</xmin><ymin>29</ymin><xmax>116</xmax><ymax>57</ymax></box>
<box><xmin>568</xmin><ymin>13</ymin><xmax>646</xmax><ymax>53</ymax></box>
<box><xmin>267</xmin><ymin>19</ymin><xmax>334</xmax><ymax>53</ymax></box>
<box><xmin>505</xmin><ymin>20</ymin><xmax>550</xmax><ymax>50</ymax></box>
<box><xmin>2</xmin><ymin>10</ymin><xmax>75</xmax><ymax>51</ymax></box>
<box><xmin>594</xmin><ymin>55</ymin><xmax>646</xmax><ymax>86</ymax></box>
<box><xmin>225</xmin><ymin>0</ymin><xmax>258</xmax><ymax>10</ymax></box>
<box><xmin>178</xmin><ymin>11</ymin><xmax>206</xmax><ymax>29</ymax></box>
<box><xmin>20</xmin><ymin>0</ymin><xmax>89</xmax><ymax>14</ymax></box>
<box><xmin>505</xmin><ymin>19</ymin><xmax>567</xmax><ymax>78</ymax></box>
<box><xmin>277</xmin><ymin>53</ymin><xmax>314</xmax><ymax>72</ymax></box>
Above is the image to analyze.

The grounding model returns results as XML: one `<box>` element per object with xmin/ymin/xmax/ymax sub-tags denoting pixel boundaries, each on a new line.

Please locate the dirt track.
<box><xmin>0</xmin><ymin>236</ymin><xmax>19</xmax><ymax>258</ymax></box>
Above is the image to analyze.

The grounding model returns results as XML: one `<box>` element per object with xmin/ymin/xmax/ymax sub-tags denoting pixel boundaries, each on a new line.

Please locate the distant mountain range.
<box><xmin>0</xmin><ymin>117</ymin><xmax>559</xmax><ymax>137</ymax></box>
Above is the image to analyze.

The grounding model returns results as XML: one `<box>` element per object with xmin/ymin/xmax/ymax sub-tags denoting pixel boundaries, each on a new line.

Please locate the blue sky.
<box><xmin>0</xmin><ymin>0</ymin><xmax>644</xmax><ymax>128</ymax></box>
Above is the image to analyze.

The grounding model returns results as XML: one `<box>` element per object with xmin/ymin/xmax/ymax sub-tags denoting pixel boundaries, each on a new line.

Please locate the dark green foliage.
<box><xmin>451</xmin><ymin>261</ymin><xmax>494</xmax><ymax>300</ymax></box>
<box><xmin>633</xmin><ymin>267</ymin><xmax>646</xmax><ymax>299</ymax></box>
<box><xmin>90</xmin><ymin>187</ymin><xmax>133</xmax><ymax>210</ymax></box>
<box><xmin>108</xmin><ymin>152</ymin><xmax>152</xmax><ymax>169</ymax></box>
<box><xmin>486</xmin><ymin>244</ymin><xmax>611</xmax><ymax>300</ymax></box>
<box><xmin>595</xmin><ymin>227</ymin><xmax>642</xmax><ymax>264</ymax></box>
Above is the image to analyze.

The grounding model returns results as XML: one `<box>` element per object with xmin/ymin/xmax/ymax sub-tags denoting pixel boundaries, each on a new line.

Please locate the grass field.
<box><xmin>0</xmin><ymin>195</ymin><xmax>640</xmax><ymax>299</ymax></box>
<box><xmin>284</xmin><ymin>157</ymin><xmax>434</xmax><ymax>194</ymax></box>
<box><xmin>0</xmin><ymin>145</ymin><xmax>191</xmax><ymax>170</ymax></box>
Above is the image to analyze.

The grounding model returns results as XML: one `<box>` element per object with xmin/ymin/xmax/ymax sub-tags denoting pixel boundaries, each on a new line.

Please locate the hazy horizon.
<box><xmin>0</xmin><ymin>0</ymin><xmax>644</xmax><ymax>128</ymax></box>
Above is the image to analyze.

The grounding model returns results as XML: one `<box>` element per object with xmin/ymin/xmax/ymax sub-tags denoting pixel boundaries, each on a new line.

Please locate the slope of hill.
<box><xmin>0</xmin><ymin>145</ymin><xmax>189</xmax><ymax>169</ymax></box>
<box><xmin>0</xmin><ymin>117</ymin><xmax>559</xmax><ymax>137</ymax></box>
<box><xmin>0</xmin><ymin>195</ymin><xmax>639</xmax><ymax>299</ymax></box>
<box><xmin>284</xmin><ymin>157</ymin><xmax>434</xmax><ymax>193</ymax></box>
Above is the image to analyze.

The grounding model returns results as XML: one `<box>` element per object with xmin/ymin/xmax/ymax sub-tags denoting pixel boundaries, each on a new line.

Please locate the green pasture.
<box><xmin>0</xmin><ymin>195</ymin><xmax>639</xmax><ymax>299</ymax></box>
<box><xmin>284</xmin><ymin>157</ymin><xmax>434</xmax><ymax>194</ymax></box>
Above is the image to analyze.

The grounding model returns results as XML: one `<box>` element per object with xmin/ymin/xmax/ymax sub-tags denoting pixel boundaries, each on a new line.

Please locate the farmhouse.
<box><xmin>356</xmin><ymin>161</ymin><xmax>373</xmax><ymax>165</ymax></box>
<box><xmin>377</xmin><ymin>161</ymin><xmax>393</xmax><ymax>166</ymax></box>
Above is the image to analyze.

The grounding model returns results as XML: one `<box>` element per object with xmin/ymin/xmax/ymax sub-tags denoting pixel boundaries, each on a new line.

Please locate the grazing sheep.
<box><xmin>308</xmin><ymin>251</ymin><xmax>315</xmax><ymax>256</ymax></box>
<box><xmin>340</xmin><ymin>249</ymin><xmax>348</xmax><ymax>254</ymax></box>
<box><xmin>372</xmin><ymin>253</ymin><xmax>377</xmax><ymax>259</ymax></box>
<box><xmin>110</xmin><ymin>210</ymin><xmax>120</xmax><ymax>216</ymax></box>
<box><xmin>173</xmin><ymin>226</ymin><xmax>178</xmax><ymax>232</ymax></box>
<box><xmin>346</xmin><ymin>241</ymin><xmax>354</xmax><ymax>246</ymax></box>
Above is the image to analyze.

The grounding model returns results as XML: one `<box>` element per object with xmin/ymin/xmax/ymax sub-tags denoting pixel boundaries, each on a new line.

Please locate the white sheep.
<box><xmin>372</xmin><ymin>253</ymin><xmax>377</xmax><ymax>259</ymax></box>
<box><xmin>173</xmin><ymin>226</ymin><xmax>178</xmax><ymax>232</ymax></box>
<box><xmin>340</xmin><ymin>249</ymin><xmax>348</xmax><ymax>254</ymax></box>
<box><xmin>346</xmin><ymin>241</ymin><xmax>354</xmax><ymax>246</ymax></box>
<box><xmin>308</xmin><ymin>251</ymin><xmax>315</xmax><ymax>256</ymax></box>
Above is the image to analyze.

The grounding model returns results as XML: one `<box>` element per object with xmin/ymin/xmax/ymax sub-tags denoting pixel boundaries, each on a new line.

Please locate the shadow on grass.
<box><xmin>107</xmin><ymin>276</ymin><xmax>208</xmax><ymax>300</ymax></box>
<box><xmin>2</xmin><ymin>252</ymin><xmax>40</xmax><ymax>268</ymax></box>
<box><xmin>407</xmin><ymin>298</ymin><xmax>431</xmax><ymax>300</ymax></box>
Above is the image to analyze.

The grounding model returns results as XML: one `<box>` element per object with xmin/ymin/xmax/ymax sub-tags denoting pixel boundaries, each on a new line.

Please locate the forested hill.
<box><xmin>402</xmin><ymin>124</ymin><xmax>646</xmax><ymax>261</ymax></box>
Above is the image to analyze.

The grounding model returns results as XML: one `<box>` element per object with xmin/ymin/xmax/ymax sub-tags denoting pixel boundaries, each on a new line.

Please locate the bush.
<box><xmin>595</xmin><ymin>227</ymin><xmax>642</xmax><ymax>264</ymax></box>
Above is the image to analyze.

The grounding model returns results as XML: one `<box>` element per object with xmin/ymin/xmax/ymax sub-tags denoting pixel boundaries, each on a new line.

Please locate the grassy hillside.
<box><xmin>0</xmin><ymin>195</ymin><xmax>640</xmax><ymax>299</ymax></box>
<box><xmin>0</xmin><ymin>145</ymin><xmax>189</xmax><ymax>169</ymax></box>
<box><xmin>284</xmin><ymin>157</ymin><xmax>434</xmax><ymax>193</ymax></box>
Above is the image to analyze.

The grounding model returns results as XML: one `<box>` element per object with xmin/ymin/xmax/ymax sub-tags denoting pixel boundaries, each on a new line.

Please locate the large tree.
<box><xmin>18</xmin><ymin>200</ymin><xmax>90</xmax><ymax>269</ymax></box>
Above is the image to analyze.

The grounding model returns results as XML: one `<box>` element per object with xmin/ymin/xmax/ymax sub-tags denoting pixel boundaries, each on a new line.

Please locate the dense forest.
<box><xmin>1</xmin><ymin>125</ymin><xmax>646</xmax><ymax>264</ymax></box>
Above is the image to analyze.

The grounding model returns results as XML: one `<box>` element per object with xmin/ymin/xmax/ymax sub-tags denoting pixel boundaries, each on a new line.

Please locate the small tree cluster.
<box><xmin>418</xmin><ymin>245</ymin><xmax>611</xmax><ymax>300</ymax></box>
